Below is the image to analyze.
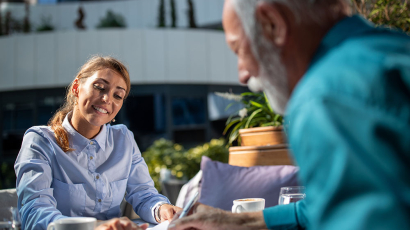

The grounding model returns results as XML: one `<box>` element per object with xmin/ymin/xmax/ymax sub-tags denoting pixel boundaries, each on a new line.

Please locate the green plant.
<box><xmin>143</xmin><ymin>139</ymin><xmax>185</xmax><ymax>190</ymax></box>
<box><xmin>216</xmin><ymin>92</ymin><xmax>283</xmax><ymax>145</ymax></box>
<box><xmin>183</xmin><ymin>138</ymin><xmax>229</xmax><ymax>179</ymax></box>
<box><xmin>23</xmin><ymin>0</ymin><xmax>31</xmax><ymax>33</ymax></box>
<box><xmin>143</xmin><ymin>138</ymin><xmax>228</xmax><ymax>191</ymax></box>
<box><xmin>0</xmin><ymin>0</ymin><xmax>3</xmax><ymax>36</ymax></box>
<box><xmin>353</xmin><ymin>0</ymin><xmax>410</xmax><ymax>33</ymax></box>
<box><xmin>157</xmin><ymin>0</ymin><xmax>166</xmax><ymax>27</ymax></box>
<box><xmin>187</xmin><ymin>0</ymin><xmax>197</xmax><ymax>28</ymax></box>
<box><xmin>96</xmin><ymin>10</ymin><xmax>126</xmax><ymax>28</ymax></box>
<box><xmin>170</xmin><ymin>0</ymin><xmax>177</xmax><ymax>28</ymax></box>
<box><xmin>36</xmin><ymin>16</ymin><xmax>54</xmax><ymax>32</ymax></box>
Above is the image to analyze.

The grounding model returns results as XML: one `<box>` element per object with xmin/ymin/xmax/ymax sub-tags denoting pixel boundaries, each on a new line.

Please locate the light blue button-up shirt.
<box><xmin>263</xmin><ymin>15</ymin><xmax>410</xmax><ymax>229</ymax></box>
<box><xmin>14</xmin><ymin>113</ymin><xmax>170</xmax><ymax>230</ymax></box>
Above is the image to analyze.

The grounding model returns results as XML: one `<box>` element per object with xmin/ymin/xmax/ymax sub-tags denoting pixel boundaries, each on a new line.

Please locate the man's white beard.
<box><xmin>247</xmin><ymin>44</ymin><xmax>290</xmax><ymax>115</ymax></box>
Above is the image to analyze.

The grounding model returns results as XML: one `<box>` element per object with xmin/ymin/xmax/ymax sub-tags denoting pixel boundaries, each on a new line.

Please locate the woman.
<box><xmin>14</xmin><ymin>56</ymin><xmax>181</xmax><ymax>230</ymax></box>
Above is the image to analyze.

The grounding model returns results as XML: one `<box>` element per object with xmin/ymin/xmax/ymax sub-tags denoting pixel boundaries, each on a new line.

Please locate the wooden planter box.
<box><xmin>239</xmin><ymin>126</ymin><xmax>286</xmax><ymax>146</ymax></box>
<box><xmin>229</xmin><ymin>144</ymin><xmax>293</xmax><ymax>167</ymax></box>
<box><xmin>228</xmin><ymin>126</ymin><xmax>292</xmax><ymax>167</ymax></box>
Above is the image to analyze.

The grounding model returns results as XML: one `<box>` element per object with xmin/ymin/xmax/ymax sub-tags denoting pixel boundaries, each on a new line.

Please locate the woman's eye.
<box><xmin>93</xmin><ymin>84</ymin><xmax>104</xmax><ymax>91</ymax></box>
<box><xmin>115</xmin><ymin>94</ymin><xmax>123</xmax><ymax>100</ymax></box>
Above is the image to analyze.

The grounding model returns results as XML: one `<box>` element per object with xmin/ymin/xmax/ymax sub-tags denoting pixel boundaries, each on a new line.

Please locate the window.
<box><xmin>172</xmin><ymin>97</ymin><xmax>205</xmax><ymax>126</ymax></box>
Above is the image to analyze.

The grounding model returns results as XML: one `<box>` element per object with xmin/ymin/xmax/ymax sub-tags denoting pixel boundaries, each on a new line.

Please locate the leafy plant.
<box><xmin>187</xmin><ymin>0</ymin><xmax>197</xmax><ymax>28</ymax></box>
<box><xmin>353</xmin><ymin>0</ymin><xmax>410</xmax><ymax>33</ymax></box>
<box><xmin>36</xmin><ymin>16</ymin><xmax>54</xmax><ymax>32</ymax></box>
<box><xmin>170</xmin><ymin>0</ymin><xmax>177</xmax><ymax>28</ymax></box>
<box><xmin>157</xmin><ymin>0</ymin><xmax>166</xmax><ymax>27</ymax></box>
<box><xmin>216</xmin><ymin>92</ymin><xmax>283</xmax><ymax>145</ymax></box>
<box><xmin>143</xmin><ymin>138</ymin><xmax>228</xmax><ymax>191</ymax></box>
<box><xmin>96</xmin><ymin>10</ymin><xmax>126</xmax><ymax>28</ymax></box>
<box><xmin>143</xmin><ymin>139</ymin><xmax>185</xmax><ymax>190</ymax></box>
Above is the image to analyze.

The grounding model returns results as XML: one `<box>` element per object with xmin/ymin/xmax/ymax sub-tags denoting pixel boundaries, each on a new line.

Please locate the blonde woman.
<box><xmin>14</xmin><ymin>56</ymin><xmax>181</xmax><ymax>230</ymax></box>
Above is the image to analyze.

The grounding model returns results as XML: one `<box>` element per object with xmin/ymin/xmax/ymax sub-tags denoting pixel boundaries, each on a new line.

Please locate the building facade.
<box><xmin>0</xmin><ymin>0</ymin><xmax>246</xmax><ymax>188</ymax></box>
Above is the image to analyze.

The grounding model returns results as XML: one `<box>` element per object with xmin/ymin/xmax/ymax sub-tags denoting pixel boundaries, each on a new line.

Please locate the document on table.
<box><xmin>147</xmin><ymin>221</ymin><xmax>169</xmax><ymax>230</ymax></box>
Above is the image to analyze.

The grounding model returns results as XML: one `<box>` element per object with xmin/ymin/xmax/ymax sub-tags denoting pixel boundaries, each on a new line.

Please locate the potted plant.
<box><xmin>217</xmin><ymin>91</ymin><xmax>285</xmax><ymax>146</ymax></box>
<box><xmin>216</xmin><ymin>92</ymin><xmax>292</xmax><ymax>167</ymax></box>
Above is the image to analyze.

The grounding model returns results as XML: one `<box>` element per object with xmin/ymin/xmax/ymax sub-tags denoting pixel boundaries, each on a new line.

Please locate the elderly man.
<box><xmin>169</xmin><ymin>0</ymin><xmax>410</xmax><ymax>229</ymax></box>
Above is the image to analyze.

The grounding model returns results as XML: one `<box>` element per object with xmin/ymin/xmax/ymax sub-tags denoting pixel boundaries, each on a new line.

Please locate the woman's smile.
<box><xmin>92</xmin><ymin>105</ymin><xmax>109</xmax><ymax>114</ymax></box>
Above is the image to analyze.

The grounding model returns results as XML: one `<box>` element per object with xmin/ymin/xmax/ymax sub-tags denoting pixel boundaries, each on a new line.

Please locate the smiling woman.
<box><xmin>14</xmin><ymin>56</ymin><xmax>182</xmax><ymax>230</ymax></box>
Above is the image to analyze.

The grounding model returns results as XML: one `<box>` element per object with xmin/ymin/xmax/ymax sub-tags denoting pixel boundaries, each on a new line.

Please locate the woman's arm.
<box><xmin>124</xmin><ymin>129</ymin><xmax>171</xmax><ymax>223</ymax></box>
<box><xmin>14</xmin><ymin>130</ymin><xmax>66</xmax><ymax>230</ymax></box>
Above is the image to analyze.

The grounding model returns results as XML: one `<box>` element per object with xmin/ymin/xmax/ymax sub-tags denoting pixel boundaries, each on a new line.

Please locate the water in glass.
<box><xmin>278</xmin><ymin>193</ymin><xmax>306</xmax><ymax>205</ymax></box>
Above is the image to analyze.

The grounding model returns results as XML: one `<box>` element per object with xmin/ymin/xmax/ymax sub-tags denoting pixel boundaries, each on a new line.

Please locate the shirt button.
<box><xmin>96</xmin><ymin>175</ymin><xmax>99</xmax><ymax>180</ymax></box>
<box><xmin>98</xmin><ymin>199</ymin><xmax>101</xmax><ymax>202</ymax></box>
<box><xmin>90</xmin><ymin>156</ymin><xmax>93</xmax><ymax>160</ymax></box>
<box><xmin>90</xmin><ymin>141</ymin><xmax>94</xmax><ymax>145</ymax></box>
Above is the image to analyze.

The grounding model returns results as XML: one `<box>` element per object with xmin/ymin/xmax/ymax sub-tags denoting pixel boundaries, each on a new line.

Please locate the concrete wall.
<box><xmin>1</xmin><ymin>0</ymin><xmax>224</xmax><ymax>31</ymax></box>
<box><xmin>0</xmin><ymin>28</ymin><xmax>240</xmax><ymax>92</ymax></box>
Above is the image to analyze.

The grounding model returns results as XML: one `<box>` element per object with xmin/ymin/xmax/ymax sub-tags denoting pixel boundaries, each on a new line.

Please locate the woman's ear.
<box><xmin>255</xmin><ymin>2</ymin><xmax>288</xmax><ymax>47</ymax></box>
<box><xmin>72</xmin><ymin>79</ymin><xmax>79</xmax><ymax>96</ymax></box>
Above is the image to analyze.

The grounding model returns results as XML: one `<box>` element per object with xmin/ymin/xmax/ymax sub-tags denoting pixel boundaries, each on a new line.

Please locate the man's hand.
<box><xmin>167</xmin><ymin>203</ymin><xmax>267</xmax><ymax>230</ymax></box>
<box><xmin>159</xmin><ymin>204</ymin><xmax>183</xmax><ymax>223</ymax></box>
<box><xmin>96</xmin><ymin>217</ymin><xmax>149</xmax><ymax>230</ymax></box>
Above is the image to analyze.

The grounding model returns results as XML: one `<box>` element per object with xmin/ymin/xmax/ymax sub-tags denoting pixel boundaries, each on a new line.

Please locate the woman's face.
<box><xmin>73</xmin><ymin>68</ymin><xmax>127</xmax><ymax>128</ymax></box>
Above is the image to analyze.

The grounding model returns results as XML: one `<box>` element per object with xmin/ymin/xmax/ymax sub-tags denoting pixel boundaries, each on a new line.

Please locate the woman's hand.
<box><xmin>159</xmin><ymin>204</ymin><xmax>183</xmax><ymax>223</ymax></box>
<box><xmin>96</xmin><ymin>217</ymin><xmax>149</xmax><ymax>230</ymax></box>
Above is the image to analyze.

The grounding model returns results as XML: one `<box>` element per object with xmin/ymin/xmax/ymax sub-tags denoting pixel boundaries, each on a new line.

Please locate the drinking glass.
<box><xmin>0</xmin><ymin>207</ymin><xmax>21</xmax><ymax>230</ymax></box>
<box><xmin>278</xmin><ymin>186</ymin><xmax>306</xmax><ymax>205</ymax></box>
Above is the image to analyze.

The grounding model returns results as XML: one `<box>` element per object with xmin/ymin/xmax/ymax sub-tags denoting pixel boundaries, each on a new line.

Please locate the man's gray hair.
<box><xmin>231</xmin><ymin>0</ymin><xmax>351</xmax><ymax>25</ymax></box>
<box><xmin>231</xmin><ymin>0</ymin><xmax>351</xmax><ymax>66</ymax></box>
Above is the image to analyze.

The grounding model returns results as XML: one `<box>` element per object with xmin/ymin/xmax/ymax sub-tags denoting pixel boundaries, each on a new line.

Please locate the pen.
<box><xmin>178</xmin><ymin>191</ymin><xmax>199</xmax><ymax>219</ymax></box>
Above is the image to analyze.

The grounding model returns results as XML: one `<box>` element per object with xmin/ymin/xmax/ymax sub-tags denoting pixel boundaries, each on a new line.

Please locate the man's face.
<box><xmin>223</xmin><ymin>0</ymin><xmax>290</xmax><ymax>115</ymax></box>
<box><xmin>223</xmin><ymin>0</ymin><xmax>259</xmax><ymax>85</ymax></box>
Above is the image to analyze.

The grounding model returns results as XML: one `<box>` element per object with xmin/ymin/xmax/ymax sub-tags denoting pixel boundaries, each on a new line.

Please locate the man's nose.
<box><xmin>238</xmin><ymin>59</ymin><xmax>251</xmax><ymax>85</ymax></box>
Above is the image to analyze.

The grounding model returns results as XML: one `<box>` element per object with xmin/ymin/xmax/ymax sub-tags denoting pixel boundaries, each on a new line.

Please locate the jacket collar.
<box><xmin>309</xmin><ymin>15</ymin><xmax>375</xmax><ymax>69</ymax></box>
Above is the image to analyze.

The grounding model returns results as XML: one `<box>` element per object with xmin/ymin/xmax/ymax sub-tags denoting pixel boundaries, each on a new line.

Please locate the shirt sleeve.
<box><xmin>124</xmin><ymin>129</ymin><xmax>170</xmax><ymax>224</ymax></box>
<box><xmin>287</xmin><ymin>91</ymin><xmax>410</xmax><ymax>230</ymax></box>
<box><xmin>14</xmin><ymin>130</ymin><xmax>66</xmax><ymax>230</ymax></box>
<box><xmin>263</xmin><ymin>200</ymin><xmax>308</xmax><ymax>230</ymax></box>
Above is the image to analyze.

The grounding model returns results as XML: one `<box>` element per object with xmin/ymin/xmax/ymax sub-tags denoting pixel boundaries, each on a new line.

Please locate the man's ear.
<box><xmin>255</xmin><ymin>2</ymin><xmax>288</xmax><ymax>47</ymax></box>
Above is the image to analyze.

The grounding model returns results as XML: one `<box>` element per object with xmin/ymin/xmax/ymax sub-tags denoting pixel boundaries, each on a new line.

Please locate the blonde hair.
<box><xmin>48</xmin><ymin>56</ymin><xmax>131</xmax><ymax>152</ymax></box>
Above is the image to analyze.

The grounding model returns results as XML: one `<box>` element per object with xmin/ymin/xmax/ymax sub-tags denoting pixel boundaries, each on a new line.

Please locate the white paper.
<box><xmin>147</xmin><ymin>221</ymin><xmax>169</xmax><ymax>230</ymax></box>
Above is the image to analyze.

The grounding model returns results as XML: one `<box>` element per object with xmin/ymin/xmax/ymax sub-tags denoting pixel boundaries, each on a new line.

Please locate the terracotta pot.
<box><xmin>228</xmin><ymin>144</ymin><xmax>293</xmax><ymax>167</ymax></box>
<box><xmin>239</xmin><ymin>126</ymin><xmax>286</xmax><ymax>146</ymax></box>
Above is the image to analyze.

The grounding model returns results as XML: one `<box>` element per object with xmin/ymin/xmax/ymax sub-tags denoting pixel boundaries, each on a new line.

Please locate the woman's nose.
<box><xmin>102</xmin><ymin>93</ymin><xmax>111</xmax><ymax>104</ymax></box>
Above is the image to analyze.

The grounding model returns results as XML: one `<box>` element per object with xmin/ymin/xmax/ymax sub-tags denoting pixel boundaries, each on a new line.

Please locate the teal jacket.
<box><xmin>263</xmin><ymin>15</ymin><xmax>410</xmax><ymax>230</ymax></box>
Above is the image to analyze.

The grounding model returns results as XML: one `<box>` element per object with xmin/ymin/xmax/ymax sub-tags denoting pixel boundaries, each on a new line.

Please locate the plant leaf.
<box><xmin>245</xmin><ymin>108</ymin><xmax>262</xmax><ymax>128</ymax></box>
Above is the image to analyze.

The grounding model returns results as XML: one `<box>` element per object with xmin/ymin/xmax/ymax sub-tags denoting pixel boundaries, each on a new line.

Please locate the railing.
<box><xmin>1</xmin><ymin>0</ymin><xmax>224</xmax><ymax>31</ymax></box>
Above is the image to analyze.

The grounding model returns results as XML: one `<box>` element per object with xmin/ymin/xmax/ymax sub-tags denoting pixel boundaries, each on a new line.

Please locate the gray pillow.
<box><xmin>198</xmin><ymin>156</ymin><xmax>299</xmax><ymax>211</ymax></box>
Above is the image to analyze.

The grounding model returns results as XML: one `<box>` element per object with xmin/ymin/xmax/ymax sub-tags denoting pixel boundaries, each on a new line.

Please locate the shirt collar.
<box><xmin>62</xmin><ymin>112</ymin><xmax>107</xmax><ymax>153</ymax></box>
<box><xmin>309</xmin><ymin>15</ymin><xmax>375</xmax><ymax>69</ymax></box>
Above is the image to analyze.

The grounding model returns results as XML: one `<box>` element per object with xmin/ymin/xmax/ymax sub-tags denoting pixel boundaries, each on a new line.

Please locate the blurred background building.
<box><xmin>0</xmin><ymin>0</ymin><xmax>247</xmax><ymax>188</ymax></box>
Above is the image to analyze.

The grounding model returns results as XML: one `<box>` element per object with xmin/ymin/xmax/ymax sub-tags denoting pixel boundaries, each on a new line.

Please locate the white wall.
<box><xmin>0</xmin><ymin>29</ymin><xmax>240</xmax><ymax>92</ymax></box>
<box><xmin>1</xmin><ymin>0</ymin><xmax>224</xmax><ymax>31</ymax></box>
